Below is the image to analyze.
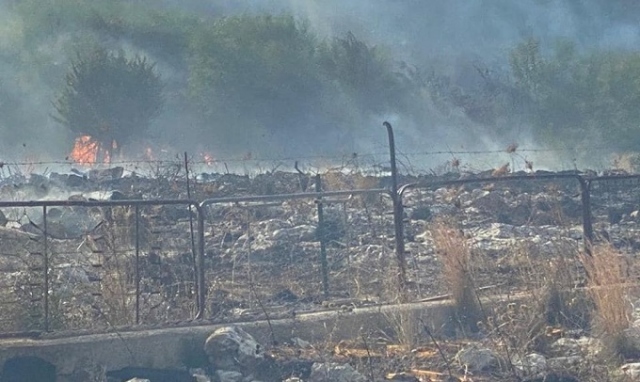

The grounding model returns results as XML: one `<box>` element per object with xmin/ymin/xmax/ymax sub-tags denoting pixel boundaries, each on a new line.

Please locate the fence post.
<box><xmin>134</xmin><ymin>205</ymin><xmax>141</xmax><ymax>324</ymax></box>
<box><xmin>578</xmin><ymin>176</ymin><xmax>593</xmax><ymax>256</ymax></box>
<box><xmin>383</xmin><ymin>121</ymin><xmax>408</xmax><ymax>301</ymax></box>
<box><xmin>196</xmin><ymin>207</ymin><xmax>206</xmax><ymax>319</ymax></box>
<box><xmin>315</xmin><ymin>174</ymin><xmax>329</xmax><ymax>298</ymax></box>
<box><xmin>42</xmin><ymin>205</ymin><xmax>49</xmax><ymax>332</ymax></box>
<box><xmin>184</xmin><ymin>152</ymin><xmax>199</xmax><ymax>300</ymax></box>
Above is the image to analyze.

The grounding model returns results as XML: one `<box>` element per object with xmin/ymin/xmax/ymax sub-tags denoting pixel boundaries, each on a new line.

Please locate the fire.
<box><xmin>69</xmin><ymin>135</ymin><xmax>99</xmax><ymax>166</ymax></box>
<box><xmin>68</xmin><ymin>135</ymin><xmax>111</xmax><ymax>166</ymax></box>
<box><xmin>202</xmin><ymin>152</ymin><xmax>215</xmax><ymax>166</ymax></box>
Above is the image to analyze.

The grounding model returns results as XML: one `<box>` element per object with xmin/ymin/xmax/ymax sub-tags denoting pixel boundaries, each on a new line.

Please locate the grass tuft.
<box><xmin>431</xmin><ymin>220</ymin><xmax>482</xmax><ymax>334</ymax></box>
<box><xmin>581</xmin><ymin>244</ymin><xmax>636</xmax><ymax>359</ymax></box>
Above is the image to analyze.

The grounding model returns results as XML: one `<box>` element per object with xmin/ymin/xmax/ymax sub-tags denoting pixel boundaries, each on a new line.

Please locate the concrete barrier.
<box><xmin>0</xmin><ymin>294</ymin><xmax>522</xmax><ymax>381</ymax></box>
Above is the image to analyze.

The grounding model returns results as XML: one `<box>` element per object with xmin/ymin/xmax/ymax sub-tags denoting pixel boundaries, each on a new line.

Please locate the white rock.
<box><xmin>622</xmin><ymin>362</ymin><xmax>640</xmax><ymax>379</ymax></box>
<box><xmin>513</xmin><ymin>353</ymin><xmax>547</xmax><ymax>376</ymax></box>
<box><xmin>204</xmin><ymin>326</ymin><xmax>263</xmax><ymax>372</ymax></box>
<box><xmin>550</xmin><ymin>337</ymin><xmax>602</xmax><ymax>358</ymax></box>
<box><xmin>550</xmin><ymin>338</ymin><xmax>581</xmax><ymax>356</ymax></box>
<box><xmin>191</xmin><ymin>368</ymin><xmax>211</xmax><ymax>382</ymax></box>
<box><xmin>454</xmin><ymin>345</ymin><xmax>499</xmax><ymax>371</ymax></box>
<box><xmin>216</xmin><ymin>370</ymin><xmax>244</xmax><ymax>382</ymax></box>
<box><xmin>308</xmin><ymin>362</ymin><xmax>366</xmax><ymax>382</ymax></box>
<box><xmin>272</xmin><ymin>225</ymin><xmax>317</xmax><ymax>242</ymax></box>
<box><xmin>547</xmin><ymin>356</ymin><xmax>583</xmax><ymax>369</ymax></box>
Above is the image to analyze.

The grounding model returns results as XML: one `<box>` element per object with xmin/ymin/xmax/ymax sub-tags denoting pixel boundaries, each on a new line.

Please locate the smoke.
<box><xmin>2</xmin><ymin>0</ymin><xmax>639</xmax><ymax>172</ymax></box>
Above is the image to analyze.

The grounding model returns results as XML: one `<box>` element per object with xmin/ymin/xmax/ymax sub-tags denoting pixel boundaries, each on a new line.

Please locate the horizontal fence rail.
<box><xmin>1</xmin><ymin>172</ymin><xmax>640</xmax><ymax>334</ymax></box>
<box><xmin>0</xmin><ymin>199</ymin><xmax>203</xmax><ymax>332</ymax></box>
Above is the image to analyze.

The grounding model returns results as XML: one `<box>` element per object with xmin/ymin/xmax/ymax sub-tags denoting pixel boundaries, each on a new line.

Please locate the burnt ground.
<box><xmin>1</xmin><ymin>166</ymin><xmax>640</xmax><ymax>380</ymax></box>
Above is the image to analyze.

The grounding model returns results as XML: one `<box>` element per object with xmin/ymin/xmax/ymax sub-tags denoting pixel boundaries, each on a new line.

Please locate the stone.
<box><xmin>291</xmin><ymin>337</ymin><xmax>312</xmax><ymax>349</ymax></box>
<box><xmin>105</xmin><ymin>367</ymin><xmax>195</xmax><ymax>382</ymax></box>
<box><xmin>65</xmin><ymin>174</ymin><xmax>87</xmax><ymax>188</ymax></box>
<box><xmin>472</xmin><ymin>191</ymin><xmax>508</xmax><ymax>214</ymax></box>
<box><xmin>546</xmin><ymin>356</ymin><xmax>583</xmax><ymax>370</ymax></box>
<box><xmin>190</xmin><ymin>368</ymin><xmax>211</xmax><ymax>382</ymax></box>
<box><xmin>549</xmin><ymin>337</ymin><xmax>602</xmax><ymax>358</ymax></box>
<box><xmin>622</xmin><ymin>362</ymin><xmax>640</xmax><ymax>379</ymax></box>
<box><xmin>308</xmin><ymin>362</ymin><xmax>366</xmax><ymax>382</ymax></box>
<box><xmin>88</xmin><ymin>166</ymin><xmax>124</xmax><ymax>181</ymax></box>
<box><xmin>271</xmin><ymin>225</ymin><xmax>317</xmax><ymax>242</ymax></box>
<box><xmin>215</xmin><ymin>370</ymin><xmax>244</xmax><ymax>382</ymax></box>
<box><xmin>204</xmin><ymin>326</ymin><xmax>263</xmax><ymax>372</ymax></box>
<box><xmin>0</xmin><ymin>209</ymin><xmax>7</xmax><ymax>227</ymax></box>
<box><xmin>513</xmin><ymin>353</ymin><xmax>547</xmax><ymax>376</ymax></box>
<box><xmin>454</xmin><ymin>345</ymin><xmax>499</xmax><ymax>371</ymax></box>
<box><xmin>549</xmin><ymin>338</ymin><xmax>581</xmax><ymax>356</ymax></box>
<box><xmin>84</xmin><ymin>190</ymin><xmax>126</xmax><ymax>201</ymax></box>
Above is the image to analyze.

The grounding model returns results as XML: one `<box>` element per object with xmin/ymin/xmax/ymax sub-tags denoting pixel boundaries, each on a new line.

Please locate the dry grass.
<box><xmin>611</xmin><ymin>152</ymin><xmax>640</xmax><ymax>173</ymax></box>
<box><xmin>492</xmin><ymin>163</ymin><xmax>510</xmax><ymax>177</ymax></box>
<box><xmin>580</xmin><ymin>244</ymin><xmax>635</xmax><ymax>359</ymax></box>
<box><xmin>431</xmin><ymin>220</ymin><xmax>482</xmax><ymax>334</ymax></box>
<box><xmin>384</xmin><ymin>309</ymin><xmax>421</xmax><ymax>351</ymax></box>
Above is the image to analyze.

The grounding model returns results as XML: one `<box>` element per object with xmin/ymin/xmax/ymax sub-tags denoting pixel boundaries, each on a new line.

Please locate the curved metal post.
<box><xmin>384</xmin><ymin>121</ymin><xmax>408</xmax><ymax>301</ymax></box>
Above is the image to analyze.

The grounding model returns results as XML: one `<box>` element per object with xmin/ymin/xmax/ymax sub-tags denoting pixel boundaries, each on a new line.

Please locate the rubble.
<box><xmin>513</xmin><ymin>353</ymin><xmax>547</xmax><ymax>377</ymax></box>
<box><xmin>204</xmin><ymin>326</ymin><xmax>263</xmax><ymax>373</ymax></box>
<box><xmin>454</xmin><ymin>345</ymin><xmax>500</xmax><ymax>371</ymax></box>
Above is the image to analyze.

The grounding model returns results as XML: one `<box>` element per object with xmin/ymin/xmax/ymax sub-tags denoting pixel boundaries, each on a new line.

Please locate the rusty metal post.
<box><xmin>383</xmin><ymin>121</ymin><xmax>408</xmax><ymax>301</ymax></box>
<box><xmin>578</xmin><ymin>176</ymin><xmax>593</xmax><ymax>256</ymax></box>
<box><xmin>196</xmin><ymin>208</ymin><xmax>206</xmax><ymax>319</ymax></box>
<box><xmin>315</xmin><ymin>174</ymin><xmax>329</xmax><ymax>297</ymax></box>
<box><xmin>42</xmin><ymin>205</ymin><xmax>49</xmax><ymax>332</ymax></box>
<box><xmin>134</xmin><ymin>205</ymin><xmax>141</xmax><ymax>324</ymax></box>
<box><xmin>184</xmin><ymin>152</ymin><xmax>198</xmax><ymax>298</ymax></box>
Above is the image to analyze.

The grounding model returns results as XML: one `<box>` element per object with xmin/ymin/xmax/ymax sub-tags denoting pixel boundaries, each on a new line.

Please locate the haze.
<box><xmin>2</xmin><ymin>0</ymin><xmax>640</xmax><ymax>172</ymax></box>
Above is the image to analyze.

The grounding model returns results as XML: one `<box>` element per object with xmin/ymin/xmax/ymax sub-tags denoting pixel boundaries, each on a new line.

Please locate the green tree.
<box><xmin>53</xmin><ymin>48</ymin><xmax>164</xmax><ymax>159</ymax></box>
<box><xmin>510</xmin><ymin>38</ymin><xmax>640</xmax><ymax>150</ymax></box>
<box><xmin>318</xmin><ymin>32</ymin><xmax>408</xmax><ymax>114</ymax></box>
<box><xmin>187</xmin><ymin>14</ymin><xmax>324</xmax><ymax>142</ymax></box>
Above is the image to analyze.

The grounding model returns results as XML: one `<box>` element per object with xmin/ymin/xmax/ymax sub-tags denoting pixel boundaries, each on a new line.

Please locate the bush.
<box><xmin>53</xmin><ymin>47</ymin><xmax>164</xmax><ymax>159</ymax></box>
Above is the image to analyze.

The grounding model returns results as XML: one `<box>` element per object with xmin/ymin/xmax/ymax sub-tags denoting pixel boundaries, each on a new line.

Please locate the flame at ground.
<box><xmin>68</xmin><ymin>135</ymin><xmax>110</xmax><ymax>166</ymax></box>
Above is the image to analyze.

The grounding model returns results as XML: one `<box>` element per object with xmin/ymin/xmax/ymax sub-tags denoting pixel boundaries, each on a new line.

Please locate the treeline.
<box><xmin>5</xmin><ymin>0</ymin><xmax>422</xmax><ymax>156</ymax></box>
<box><xmin>4</xmin><ymin>0</ymin><xmax>640</xmax><ymax>158</ymax></box>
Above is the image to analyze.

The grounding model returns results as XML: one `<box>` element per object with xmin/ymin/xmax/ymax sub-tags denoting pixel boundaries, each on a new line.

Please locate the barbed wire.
<box><xmin>0</xmin><ymin>146</ymin><xmax>618</xmax><ymax>168</ymax></box>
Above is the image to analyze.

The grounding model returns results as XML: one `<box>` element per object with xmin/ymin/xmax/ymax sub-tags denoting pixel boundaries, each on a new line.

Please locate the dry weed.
<box><xmin>431</xmin><ymin>220</ymin><xmax>482</xmax><ymax>334</ymax></box>
<box><xmin>611</xmin><ymin>152</ymin><xmax>640</xmax><ymax>174</ymax></box>
<box><xmin>580</xmin><ymin>244</ymin><xmax>635</xmax><ymax>359</ymax></box>
<box><xmin>384</xmin><ymin>309</ymin><xmax>421</xmax><ymax>351</ymax></box>
<box><xmin>492</xmin><ymin>163</ymin><xmax>511</xmax><ymax>177</ymax></box>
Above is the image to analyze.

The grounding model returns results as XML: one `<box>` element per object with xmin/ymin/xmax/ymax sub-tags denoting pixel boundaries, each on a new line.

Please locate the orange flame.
<box><xmin>68</xmin><ymin>135</ymin><xmax>111</xmax><ymax>166</ymax></box>
<box><xmin>69</xmin><ymin>136</ymin><xmax>99</xmax><ymax>166</ymax></box>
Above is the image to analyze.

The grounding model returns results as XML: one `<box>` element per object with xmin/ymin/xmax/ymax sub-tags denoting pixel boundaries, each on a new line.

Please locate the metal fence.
<box><xmin>197</xmin><ymin>185</ymin><xmax>391</xmax><ymax>320</ymax></box>
<box><xmin>397</xmin><ymin>173</ymin><xmax>640</xmax><ymax>299</ymax></box>
<box><xmin>0</xmin><ymin>199</ymin><xmax>202</xmax><ymax>333</ymax></box>
<box><xmin>0</xmin><ymin>171</ymin><xmax>640</xmax><ymax>334</ymax></box>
